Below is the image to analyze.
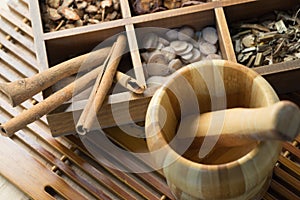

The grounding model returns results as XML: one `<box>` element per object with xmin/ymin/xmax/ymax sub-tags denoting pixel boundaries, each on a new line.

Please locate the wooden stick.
<box><xmin>0</xmin><ymin>66</ymin><xmax>104</xmax><ymax>137</ymax></box>
<box><xmin>178</xmin><ymin>101</ymin><xmax>300</xmax><ymax>147</ymax></box>
<box><xmin>76</xmin><ymin>42</ymin><xmax>116</xmax><ymax>135</ymax></box>
<box><xmin>76</xmin><ymin>34</ymin><xmax>127</xmax><ymax>135</ymax></box>
<box><xmin>0</xmin><ymin>46</ymin><xmax>111</xmax><ymax>107</ymax></box>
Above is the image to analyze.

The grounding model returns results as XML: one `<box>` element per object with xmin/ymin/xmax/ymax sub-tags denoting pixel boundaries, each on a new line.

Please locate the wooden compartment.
<box><xmin>223</xmin><ymin>0</ymin><xmax>300</xmax><ymax>94</ymax></box>
<box><xmin>29</xmin><ymin>0</ymin><xmax>300</xmax><ymax>137</ymax></box>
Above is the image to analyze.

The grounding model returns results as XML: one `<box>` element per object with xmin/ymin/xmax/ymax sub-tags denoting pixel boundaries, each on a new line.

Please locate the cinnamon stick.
<box><xmin>0</xmin><ymin>65</ymin><xmax>103</xmax><ymax>137</ymax></box>
<box><xmin>76</xmin><ymin>34</ymin><xmax>127</xmax><ymax>135</ymax></box>
<box><xmin>76</xmin><ymin>42</ymin><xmax>116</xmax><ymax>135</ymax></box>
<box><xmin>0</xmin><ymin>46</ymin><xmax>111</xmax><ymax>107</ymax></box>
<box><xmin>114</xmin><ymin>71</ymin><xmax>145</xmax><ymax>94</ymax></box>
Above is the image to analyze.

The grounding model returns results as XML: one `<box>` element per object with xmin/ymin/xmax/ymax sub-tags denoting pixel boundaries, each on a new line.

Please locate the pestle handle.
<box><xmin>179</xmin><ymin>101</ymin><xmax>300</xmax><ymax>146</ymax></box>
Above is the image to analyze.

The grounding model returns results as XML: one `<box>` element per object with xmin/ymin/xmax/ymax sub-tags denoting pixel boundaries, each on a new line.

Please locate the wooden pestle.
<box><xmin>178</xmin><ymin>101</ymin><xmax>300</xmax><ymax>146</ymax></box>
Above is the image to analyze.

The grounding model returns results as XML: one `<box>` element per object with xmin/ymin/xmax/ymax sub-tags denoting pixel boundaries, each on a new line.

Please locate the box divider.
<box><xmin>28</xmin><ymin>0</ymin><xmax>49</xmax><ymax>71</ymax></box>
<box><xmin>125</xmin><ymin>24</ymin><xmax>146</xmax><ymax>87</ymax></box>
<box><xmin>119</xmin><ymin>0</ymin><xmax>132</xmax><ymax>18</ymax></box>
<box><xmin>214</xmin><ymin>7</ymin><xmax>237</xmax><ymax>62</ymax></box>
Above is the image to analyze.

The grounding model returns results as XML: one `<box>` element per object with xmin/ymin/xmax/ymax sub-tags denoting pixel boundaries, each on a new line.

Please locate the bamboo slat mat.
<box><xmin>0</xmin><ymin>0</ymin><xmax>299</xmax><ymax>199</ymax></box>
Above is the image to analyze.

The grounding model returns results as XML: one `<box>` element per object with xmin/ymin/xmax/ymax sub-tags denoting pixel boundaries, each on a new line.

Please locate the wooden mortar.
<box><xmin>145</xmin><ymin>60</ymin><xmax>283</xmax><ymax>200</ymax></box>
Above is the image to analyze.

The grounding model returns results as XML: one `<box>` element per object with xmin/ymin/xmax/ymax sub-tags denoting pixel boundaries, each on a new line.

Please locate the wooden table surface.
<box><xmin>0</xmin><ymin>1</ymin><xmax>28</xmax><ymax>198</ymax></box>
<box><xmin>0</xmin><ymin>1</ymin><xmax>299</xmax><ymax>199</ymax></box>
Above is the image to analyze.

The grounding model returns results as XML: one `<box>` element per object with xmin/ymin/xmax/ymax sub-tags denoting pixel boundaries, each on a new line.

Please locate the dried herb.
<box><xmin>41</xmin><ymin>0</ymin><xmax>122</xmax><ymax>32</ymax></box>
<box><xmin>231</xmin><ymin>7</ymin><xmax>300</xmax><ymax>67</ymax></box>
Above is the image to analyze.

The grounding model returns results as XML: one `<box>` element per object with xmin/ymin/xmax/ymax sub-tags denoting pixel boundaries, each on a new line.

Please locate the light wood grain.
<box><xmin>0</xmin><ymin>136</ymin><xmax>88</xmax><ymax>200</ymax></box>
<box><xmin>0</xmin><ymin>31</ymin><xmax>36</xmax><ymax>67</ymax></box>
<box><xmin>119</xmin><ymin>0</ymin><xmax>131</xmax><ymax>18</ymax></box>
<box><xmin>28</xmin><ymin>0</ymin><xmax>48</xmax><ymax>71</ymax></box>
<box><xmin>7</xmin><ymin>0</ymin><xmax>30</xmax><ymax>19</ymax></box>
<box><xmin>2</xmin><ymin>1</ymin><xmax>299</xmax><ymax>199</ymax></box>
<box><xmin>145</xmin><ymin>60</ymin><xmax>283</xmax><ymax>199</ymax></box>
<box><xmin>27</xmin><ymin>0</ymin><xmax>300</xmax><ymax>137</ymax></box>
<box><xmin>0</xmin><ymin>19</ymin><xmax>35</xmax><ymax>53</ymax></box>
<box><xmin>0</xmin><ymin>7</ymin><xmax>33</xmax><ymax>37</ymax></box>
<box><xmin>125</xmin><ymin>24</ymin><xmax>146</xmax><ymax>87</ymax></box>
<box><xmin>214</xmin><ymin>7</ymin><xmax>236</xmax><ymax>62</ymax></box>
<box><xmin>179</xmin><ymin>101</ymin><xmax>300</xmax><ymax>146</ymax></box>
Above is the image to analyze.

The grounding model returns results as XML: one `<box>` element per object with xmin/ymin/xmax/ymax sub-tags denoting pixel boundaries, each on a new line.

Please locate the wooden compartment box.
<box><xmin>29</xmin><ymin>0</ymin><xmax>300</xmax><ymax>136</ymax></box>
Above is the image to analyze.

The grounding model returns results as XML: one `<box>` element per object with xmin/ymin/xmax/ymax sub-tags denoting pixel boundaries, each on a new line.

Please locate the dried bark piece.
<box><xmin>246</xmin><ymin>55</ymin><xmax>256</xmax><ymax>67</ymax></box>
<box><xmin>238</xmin><ymin>52</ymin><xmax>253</xmax><ymax>63</ymax></box>
<box><xmin>168</xmin><ymin>59</ymin><xmax>182</xmax><ymax>71</ymax></box>
<box><xmin>94</xmin><ymin>14</ymin><xmax>102</xmax><ymax>20</ymax></box>
<box><xmin>241</xmin><ymin>46</ymin><xmax>256</xmax><ymax>53</ymax></box>
<box><xmin>241</xmin><ymin>34</ymin><xmax>255</xmax><ymax>48</ymax></box>
<box><xmin>181</xmin><ymin>1</ymin><xmax>204</xmax><ymax>7</ymax></box>
<box><xmin>83</xmin><ymin>14</ymin><xmax>89</xmax><ymax>23</ymax></box>
<box><xmin>202</xmin><ymin>27</ymin><xmax>218</xmax><ymax>45</ymax></box>
<box><xmin>74</xmin><ymin>19</ymin><xmax>83</xmax><ymax>27</ymax></box>
<box><xmin>170</xmin><ymin>40</ymin><xmax>188</xmax><ymax>54</ymax></box>
<box><xmin>85</xmin><ymin>5</ymin><xmax>98</xmax><ymax>13</ymax></box>
<box><xmin>61</xmin><ymin>0</ymin><xmax>74</xmax><ymax>8</ymax></box>
<box><xmin>178</xmin><ymin>26</ymin><xmax>195</xmax><ymax>41</ymax></box>
<box><xmin>240</xmin><ymin>24</ymin><xmax>270</xmax><ymax>32</ymax></box>
<box><xmin>59</xmin><ymin>7</ymin><xmax>80</xmax><ymax>21</ymax></box>
<box><xmin>101</xmin><ymin>0</ymin><xmax>113</xmax><ymax>8</ymax></box>
<box><xmin>48</xmin><ymin>7</ymin><xmax>62</xmax><ymax>21</ymax></box>
<box><xmin>101</xmin><ymin>0</ymin><xmax>113</xmax><ymax>21</ymax></box>
<box><xmin>150</xmin><ymin>6</ymin><xmax>167</xmax><ymax>13</ymax></box>
<box><xmin>88</xmin><ymin>19</ymin><xmax>100</xmax><ymax>24</ymax></box>
<box><xmin>256</xmin><ymin>32</ymin><xmax>277</xmax><ymax>43</ymax></box>
<box><xmin>106</xmin><ymin>11</ymin><xmax>118</xmax><ymax>20</ymax></box>
<box><xmin>234</xmin><ymin>39</ymin><xmax>242</xmax><ymax>53</ymax></box>
<box><xmin>55</xmin><ymin>20</ymin><xmax>65</xmax><ymax>31</ymax></box>
<box><xmin>231</xmin><ymin>30</ymin><xmax>252</xmax><ymax>40</ymax></box>
<box><xmin>177</xmin><ymin>43</ymin><xmax>193</xmax><ymax>56</ymax></box>
<box><xmin>275</xmin><ymin>20</ymin><xmax>287</xmax><ymax>33</ymax></box>
<box><xmin>113</xmin><ymin>0</ymin><xmax>120</xmax><ymax>10</ymax></box>
<box><xmin>161</xmin><ymin>46</ymin><xmax>176</xmax><ymax>62</ymax></box>
<box><xmin>65</xmin><ymin>23</ymin><xmax>75</xmax><ymax>29</ymax></box>
<box><xmin>74</xmin><ymin>8</ymin><xmax>85</xmax><ymax>18</ymax></box>
<box><xmin>133</xmin><ymin>0</ymin><xmax>163</xmax><ymax>14</ymax></box>
<box><xmin>76</xmin><ymin>0</ymin><xmax>88</xmax><ymax>9</ymax></box>
<box><xmin>48</xmin><ymin>0</ymin><xmax>61</xmax><ymax>9</ymax></box>
<box><xmin>164</xmin><ymin>0</ymin><xmax>181</xmax><ymax>10</ymax></box>
<box><xmin>166</xmin><ymin>29</ymin><xmax>178</xmax><ymax>41</ymax></box>
<box><xmin>254</xmin><ymin>52</ymin><xmax>263</xmax><ymax>66</ymax></box>
<box><xmin>199</xmin><ymin>42</ymin><xmax>217</xmax><ymax>55</ymax></box>
<box><xmin>75</xmin><ymin>0</ymin><xmax>88</xmax><ymax>10</ymax></box>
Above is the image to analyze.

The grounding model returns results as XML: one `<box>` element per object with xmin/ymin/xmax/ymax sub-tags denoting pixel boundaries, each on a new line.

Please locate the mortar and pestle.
<box><xmin>145</xmin><ymin>60</ymin><xmax>300</xmax><ymax>200</ymax></box>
